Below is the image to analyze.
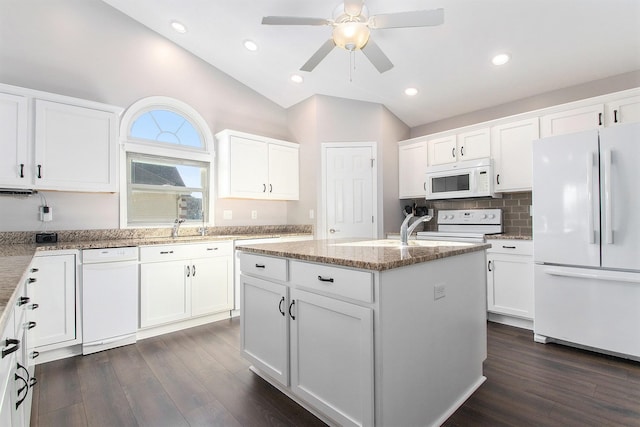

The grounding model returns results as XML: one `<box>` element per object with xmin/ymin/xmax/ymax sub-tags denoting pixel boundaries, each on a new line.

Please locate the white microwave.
<box><xmin>425</xmin><ymin>158</ymin><xmax>500</xmax><ymax>200</ymax></box>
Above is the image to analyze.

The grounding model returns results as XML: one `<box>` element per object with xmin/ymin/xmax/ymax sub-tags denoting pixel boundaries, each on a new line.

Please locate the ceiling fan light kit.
<box><xmin>262</xmin><ymin>1</ymin><xmax>444</xmax><ymax>74</ymax></box>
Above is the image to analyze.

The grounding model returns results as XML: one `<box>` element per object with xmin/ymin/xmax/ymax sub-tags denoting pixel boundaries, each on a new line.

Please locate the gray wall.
<box><xmin>0</xmin><ymin>0</ymin><xmax>292</xmax><ymax>231</ymax></box>
<box><xmin>286</xmin><ymin>95</ymin><xmax>409</xmax><ymax>236</ymax></box>
<box><xmin>411</xmin><ymin>70</ymin><xmax>640</xmax><ymax>137</ymax></box>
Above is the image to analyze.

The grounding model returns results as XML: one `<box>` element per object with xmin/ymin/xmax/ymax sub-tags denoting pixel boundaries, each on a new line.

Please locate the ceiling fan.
<box><xmin>262</xmin><ymin>0</ymin><xmax>444</xmax><ymax>73</ymax></box>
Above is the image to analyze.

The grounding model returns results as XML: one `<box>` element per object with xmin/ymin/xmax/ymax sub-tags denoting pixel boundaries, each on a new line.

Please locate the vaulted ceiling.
<box><xmin>101</xmin><ymin>0</ymin><xmax>640</xmax><ymax>127</ymax></box>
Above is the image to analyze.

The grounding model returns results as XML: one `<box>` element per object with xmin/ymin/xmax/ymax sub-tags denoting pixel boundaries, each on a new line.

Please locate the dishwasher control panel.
<box><xmin>82</xmin><ymin>247</ymin><xmax>139</xmax><ymax>263</ymax></box>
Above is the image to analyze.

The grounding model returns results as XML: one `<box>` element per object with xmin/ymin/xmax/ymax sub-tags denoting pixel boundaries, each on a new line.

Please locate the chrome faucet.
<box><xmin>172</xmin><ymin>218</ymin><xmax>185</xmax><ymax>238</ymax></box>
<box><xmin>400</xmin><ymin>212</ymin><xmax>433</xmax><ymax>246</ymax></box>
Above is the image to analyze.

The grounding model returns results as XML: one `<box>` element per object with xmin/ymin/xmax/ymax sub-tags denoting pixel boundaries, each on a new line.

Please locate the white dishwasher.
<box><xmin>82</xmin><ymin>247</ymin><xmax>139</xmax><ymax>355</ymax></box>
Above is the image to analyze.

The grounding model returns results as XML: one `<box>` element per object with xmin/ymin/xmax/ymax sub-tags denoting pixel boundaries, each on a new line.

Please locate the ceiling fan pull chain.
<box><xmin>349</xmin><ymin>50</ymin><xmax>353</xmax><ymax>82</ymax></box>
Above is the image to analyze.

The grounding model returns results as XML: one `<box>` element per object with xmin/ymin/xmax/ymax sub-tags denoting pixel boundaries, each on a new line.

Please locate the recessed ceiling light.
<box><xmin>492</xmin><ymin>53</ymin><xmax>511</xmax><ymax>66</ymax></box>
<box><xmin>404</xmin><ymin>87</ymin><xmax>418</xmax><ymax>96</ymax></box>
<box><xmin>290</xmin><ymin>74</ymin><xmax>304</xmax><ymax>84</ymax></box>
<box><xmin>170</xmin><ymin>20</ymin><xmax>187</xmax><ymax>33</ymax></box>
<box><xmin>243</xmin><ymin>39</ymin><xmax>258</xmax><ymax>52</ymax></box>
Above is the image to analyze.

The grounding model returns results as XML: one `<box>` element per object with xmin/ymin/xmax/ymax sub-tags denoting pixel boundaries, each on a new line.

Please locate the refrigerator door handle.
<box><xmin>544</xmin><ymin>267</ymin><xmax>640</xmax><ymax>284</ymax></box>
<box><xmin>586</xmin><ymin>152</ymin><xmax>595</xmax><ymax>244</ymax></box>
<box><xmin>603</xmin><ymin>149</ymin><xmax>613</xmax><ymax>244</ymax></box>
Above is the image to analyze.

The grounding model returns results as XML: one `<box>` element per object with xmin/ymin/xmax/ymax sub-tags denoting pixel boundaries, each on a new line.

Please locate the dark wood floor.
<box><xmin>31</xmin><ymin>319</ymin><xmax>640</xmax><ymax>427</ymax></box>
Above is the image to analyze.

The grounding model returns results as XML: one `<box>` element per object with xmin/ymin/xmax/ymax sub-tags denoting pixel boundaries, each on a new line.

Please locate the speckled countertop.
<box><xmin>236</xmin><ymin>239</ymin><xmax>490</xmax><ymax>271</ymax></box>
<box><xmin>0</xmin><ymin>225</ymin><xmax>313</xmax><ymax>337</ymax></box>
<box><xmin>486</xmin><ymin>234</ymin><xmax>533</xmax><ymax>241</ymax></box>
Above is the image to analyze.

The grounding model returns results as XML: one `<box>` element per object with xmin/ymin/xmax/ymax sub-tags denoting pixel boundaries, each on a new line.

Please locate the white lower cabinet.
<box><xmin>30</xmin><ymin>253</ymin><xmax>77</xmax><ymax>349</ymax></box>
<box><xmin>139</xmin><ymin>241</ymin><xmax>233</xmax><ymax>329</ymax></box>
<box><xmin>240</xmin><ymin>255</ymin><xmax>374</xmax><ymax>427</ymax></box>
<box><xmin>486</xmin><ymin>240</ymin><xmax>534</xmax><ymax>328</ymax></box>
<box><xmin>289</xmin><ymin>288</ymin><xmax>373</xmax><ymax>427</ymax></box>
<box><xmin>0</xmin><ymin>266</ymin><xmax>39</xmax><ymax>427</ymax></box>
<box><xmin>240</xmin><ymin>275</ymin><xmax>289</xmax><ymax>385</ymax></box>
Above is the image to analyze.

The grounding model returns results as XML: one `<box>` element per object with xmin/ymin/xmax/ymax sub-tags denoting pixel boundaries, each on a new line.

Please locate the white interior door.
<box><xmin>323</xmin><ymin>145</ymin><xmax>376</xmax><ymax>239</ymax></box>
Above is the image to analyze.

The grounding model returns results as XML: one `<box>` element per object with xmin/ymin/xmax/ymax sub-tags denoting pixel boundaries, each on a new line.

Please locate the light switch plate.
<box><xmin>223</xmin><ymin>210</ymin><xmax>233</xmax><ymax>220</ymax></box>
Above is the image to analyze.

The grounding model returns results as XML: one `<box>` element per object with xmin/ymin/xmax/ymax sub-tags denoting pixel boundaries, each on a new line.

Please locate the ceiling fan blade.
<box><xmin>262</xmin><ymin>16</ymin><xmax>331</xmax><ymax>26</ymax></box>
<box><xmin>370</xmin><ymin>8</ymin><xmax>444</xmax><ymax>29</ymax></box>
<box><xmin>361</xmin><ymin>39</ymin><xmax>393</xmax><ymax>73</ymax></box>
<box><xmin>300</xmin><ymin>39</ymin><xmax>336</xmax><ymax>72</ymax></box>
<box><xmin>344</xmin><ymin>0</ymin><xmax>364</xmax><ymax>17</ymax></box>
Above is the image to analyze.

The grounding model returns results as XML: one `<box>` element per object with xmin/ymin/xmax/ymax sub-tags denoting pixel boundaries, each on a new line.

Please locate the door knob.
<box><xmin>329</xmin><ymin>228</ymin><xmax>339</xmax><ymax>234</ymax></box>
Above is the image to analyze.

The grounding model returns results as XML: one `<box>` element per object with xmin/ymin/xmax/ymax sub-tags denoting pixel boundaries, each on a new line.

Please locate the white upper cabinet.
<box><xmin>0</xmin><ymin>92</ymin><xmax>28</xmax><ymax>187</ymax></box>
<box><xmin>457</xmin><ymin>127</ymin><xmax>491</xmax><ymax>161</ymax></box>
<box><xmin>491</xmin><ymin>117</ymin><xmax>539</xmax><ymax>192</ymax></box>
<box><xmin>216</xmin><ymin>129</ymin><xmax>299</xmax><ymax>200</ymax></box>
<box><xmin>34</xmin><ymin>100</ymin><xmax>118</xmax><ymax>192</ymax></box>
<box><xmin>606</xmin><ymin>95</ymin><xmax>640</xmax><ymax>125</ymax></box>
<box><xmin>540</xmin><ymin>104</ymin><xmax>604</xmax><ymax>137</ymax></box>
<box><xmin>0</xmin><ymin>84</ymin><xmax>121</xmax><ymax>192</ymax></box>
<box><xmin>398</xmin><ymin>139</ymin><xmax>428</xmax><ymax>199</ymax></box>
<box><xmin>268</xmin><ymin>143</ymin><xmax>299</xmax><ymax>200</ymax></box>
<box><xmin>428</xmin><ymin>135</ymin><xmax>457</xmax><ymax>165</ymax></box>
<box><xmin>428</xmin><ymin>129</ymin><xmax>490</xmax><ymax>166</ymax></box>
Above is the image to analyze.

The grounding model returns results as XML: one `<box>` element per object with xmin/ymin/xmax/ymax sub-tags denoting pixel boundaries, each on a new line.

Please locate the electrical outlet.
<box><xmin>434</xmin><ymin>283</ymin><xmax>446</xmax><ymax>300</ymax></box>
<box><xmin>223</xmin><ymin>210</ymin><xmax>233</xmax><ymax>220</ymax></box>
<box><xmin>39</xmin><ymin>205</ymin><xmax>52</xmax><ymax>222</ymax></box>
<box><xmin>251</xmin><ymin>210</ymin><xmax>258</xmax><ymax>220</ymax></box>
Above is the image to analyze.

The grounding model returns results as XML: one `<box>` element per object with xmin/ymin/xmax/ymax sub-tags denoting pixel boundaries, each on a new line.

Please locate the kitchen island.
<box><xmin>236</xmin><ymin>238</ymin><xmax>490</xmax><ymax>427</ymax></box>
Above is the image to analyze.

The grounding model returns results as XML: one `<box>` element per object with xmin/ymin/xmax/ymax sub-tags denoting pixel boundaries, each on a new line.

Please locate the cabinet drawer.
<box><xmin>187</xmin><ymin>241</ymin><xmax>233</xmax><ymax>258</ymax></box>
<box><xmin>290</xmin><ymin>261</ymin><xmax>373</xmax><ymax>303</ymax></box>
<box><xmin>140</xmin><ymin>244</ymin><xmax>189</xmax><ymax>262</ymax></box>
<box><xmin>487</xmin><ymin>240</ymin><xmax>533</xmax><ymax>256</ymax></box>
<box><xmin>240</xmin><ymin>253</ymin><xmax>288</xmax><ymax>282</ymax></box>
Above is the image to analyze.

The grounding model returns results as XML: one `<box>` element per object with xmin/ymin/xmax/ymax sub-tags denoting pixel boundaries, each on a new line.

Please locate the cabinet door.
<box><xmin>289</xmin><ymin>289</ymin><xmax>373</xmax><ymax>427</ymax></box>
<box><xmin>268</xmin><ymin>143</ymin><xmax>299</xmax><ymax>200</ymax></box>
<box><xmin>428</xmin><ymin>135</ymin><xmax>457</xmax><ymax>165</ymax></box>
<box><xmin>240</xmin><ymin>275</ymin><xmax>289</xmax><ymax>386</ymax></box>
<box><xmin>140</xmin><ymin>261</ymin><xmax>190</xmax><ymax>328</ymax></box>
<box><xmin>30</xmin><ymin>255</ymin><xmax>76</xmax><ymax>348</ymax></box>
<box><xmin>191</xmin><ymin>256</ymin><xmax>233</xmax><ymax>316</ymax></box>
<box><xmin>0</xmin><ymin>92</ymin><xmax>29</xmax><ymax>187</ymax></box>
<box><xmin>487</xmin><ymin>253</ymin><xmax>534</xmax><ymax>319</ymax></box>
<box><xmin>457</xmin><ymin>127</ymin><xmax>490</xmax><ymax>161</ymax></box>
<box><xmin>228</xmin><ymin>135</ymin><xmax>269</xmax><ymax>198</ymax></box>
<box><xmin>398</xmin><ymin>141</ymin><xmax>428</xmax><ymax>198</ymax></box>
<box><xmin>34</xmin><ymin>99</ymin><xmax>117</xmax><ymax>191</ymax></box>
<box><xmin>606</xmin><ymin>95</ymin><xmax>640</xmax><ymax>125</ymax></box>
<box><xmin>492</xmin><ymin>118</ymin><xmax>539</xmax><ymax>192</ymax></box>
<box><xmin>540</xmin><ymin>104</ymin><xmax>603</xmax><ymax>137</ymax></box>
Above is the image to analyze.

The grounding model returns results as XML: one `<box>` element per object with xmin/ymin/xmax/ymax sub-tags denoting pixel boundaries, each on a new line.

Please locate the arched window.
<box><xmin>120</xmin><ymin>97</ymin><xmax>213</xmax><ymax>227</ymax></box>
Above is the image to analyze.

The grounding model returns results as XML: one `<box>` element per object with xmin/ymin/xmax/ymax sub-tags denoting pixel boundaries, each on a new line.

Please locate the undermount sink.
<box><xmin>332</xmin><ymin>239</ymin><xmax>473</xmax><ymax>248</ymax></box>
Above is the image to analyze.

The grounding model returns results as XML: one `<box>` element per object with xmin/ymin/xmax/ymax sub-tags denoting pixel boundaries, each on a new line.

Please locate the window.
<box><xmin>120</xmin><ymin>97</ymin><xmax>213</xmax><ymax>227</ymax></box>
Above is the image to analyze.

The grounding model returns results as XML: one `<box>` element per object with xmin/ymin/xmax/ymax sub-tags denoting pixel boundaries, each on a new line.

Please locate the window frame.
<box><xmin>119</xmin><ymin>96</ymin><xmax>215</xmax><ymax>228</ymax></box>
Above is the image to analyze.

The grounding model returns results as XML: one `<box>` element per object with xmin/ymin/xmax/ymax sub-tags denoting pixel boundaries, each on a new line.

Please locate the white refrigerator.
<box><xmin>532</xmin><ymin>122</ymin><xmax>640</xmax><ymax>359</ymax></box>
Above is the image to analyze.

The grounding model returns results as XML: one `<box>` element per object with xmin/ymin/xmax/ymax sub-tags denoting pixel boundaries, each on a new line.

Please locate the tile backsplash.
<box><xmin>420</xmin><ymin>191</ymin><xmax>533</xmax><ymax>236</ymax></box>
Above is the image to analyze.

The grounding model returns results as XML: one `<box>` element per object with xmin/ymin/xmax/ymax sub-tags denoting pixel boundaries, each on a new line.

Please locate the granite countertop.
<box><xmin>486</xmin><ymin>234</ymin><xmax>533</xmax><ymax>241</ymax></box>
<box><xmin>0</xmin><ymin>227</ymin><xmax>312</xmax><ymax>338</ymax></box>
<box><xmin>236</xmin><ymin>239</ymin><xmax>490</xmax><ymax>271</ymax></box>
